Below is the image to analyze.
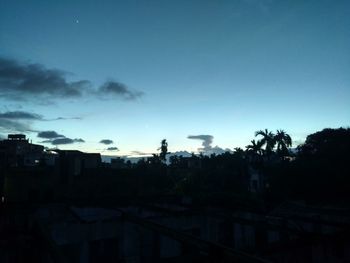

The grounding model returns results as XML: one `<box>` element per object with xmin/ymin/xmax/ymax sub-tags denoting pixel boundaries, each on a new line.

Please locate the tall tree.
<box><xmin>159</xmin><ymin>139</ymin><xmax>168</xmax><ymax>162</ymax></box>
<box><xmin>245</xmin><ymin>139</ymin><xmax>263</xmax><ymax>156</ymax></box>
<box><xmin>274</xmin><ymin>129</ymin><xmax>292</xmax><ymax>157</ymax></box>
<box><xmin>246</xmin><ymin>139</ymin><xmax>264</xmax><ymax>166</ymax></box>
<box><xmin>255</xmin><ymin>129</ymin><xmax>276</xmax><ymax>155</ymax></box>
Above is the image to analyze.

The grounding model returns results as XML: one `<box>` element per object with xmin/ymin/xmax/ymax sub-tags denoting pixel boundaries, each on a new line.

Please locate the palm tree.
<box><xmin>246</xmin><ymin>139</ymin><xmax>263</xmax><ymax>156</ymax></box>
<box><xmin>274</xmin><ymin>129</ymin><xmax>292</xmax><ymax>157</ymax></box>
<box><xmin>255</xmin><ymin>129</ymin><xmax>276</xmax><ymax>155</ymax></box>
<box><xmin>246</xmin><ymin>139</ymin><xmax>264</xmax><ymax>165</ymax></box>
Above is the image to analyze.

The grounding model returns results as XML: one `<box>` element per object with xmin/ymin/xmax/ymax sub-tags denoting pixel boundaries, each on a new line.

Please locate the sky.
<box><xmin>0</xmin><ymin>0</ymin><xmax>349</xmax><ymax>157</ymax></box>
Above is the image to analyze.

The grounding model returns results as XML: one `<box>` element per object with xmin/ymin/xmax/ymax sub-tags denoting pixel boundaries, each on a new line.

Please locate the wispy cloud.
<box><xmin>129</xmin><ymin>150</ymin><xmax>152</xmax><ymax>156</ymax></box>
<box><xmin>0</xmin><ymin>110</ymin><xmax>83</xmax><ymax>133</ymax></box>
<box><xmin>98</xmin><ymin>81</ymin><xmax>143</xmax><ymax>100</ymax></box>
<box><xmin>47</xmin><ymin>116</ymin><xmax>83</xmax><ymax>121</ymax></box>
<box><xmin>0</xmin><ymin>110</ymin><xmax>39</xmax><ymax>132</ymax></box>
<box><xmin>0</xmin><ymin>119</ymin><xmax>33</xmax><ymax>132</ymax></box>
<box><xmin>0</xmin><ymin>110</ymin><xmax>81</xmax><ymax>121</ymax></box>
<box><xmin>0</xmin><ymin>111</ymin><xmax>43</xmax><ymax>120</ymax></box>
<box><xmin>107</xmin><ymin>147</ymin><xmax>119</xmax><ymax>151</ymax></box>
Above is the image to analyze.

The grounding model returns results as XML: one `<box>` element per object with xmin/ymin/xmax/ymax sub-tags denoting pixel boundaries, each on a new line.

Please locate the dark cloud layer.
<box><xmin>99</xmin><ymin>81</ymin><xmax>143</xmax><ymax>100</ymax></box>
<box><xmin>0</xmin><ymin>110</ymin><xmax>81</xmax><ymax>122</ymax></box>
<box><xmin>0</xmin><ymin>111</ymin><xmax>43</xmax><ymax>120</ymax></box>
<box><xmin>130</xmin><ymin>150</ymin><xmax>152</xmax><ymax>156</ymax></box>
<box><xmin>37</xmin><ymin>131</ymin><xmax>65</xmax><ymax>139</ymax></box>
<box><xmin>0</xmin><ymin>57</ymin><xmax>90</xmax><ymax>100</ymax></box>
<box><xmin>107</xmin><ymin>147</ymin><xmax>119</xmax><ymax>151</ymax></box>
<box><xmin>53</xmin><ymin>116</ymin><xmax>82</xmax><ymax>121</ymax></box>
<box><xmin>37</xmin><ymin>130</ymin><xmax>85</xmax><ymax>145</ymax></box>
<box><xmin>0</xmin><ymin>57</ymin><xmax>143</xmax><ymax>102</ymax></box>
<box><xmin>51</xmin><ymin>137</ymin><xmax>85</xmax><ymax>145</ymax></box>
<box><xmin>0</xmin><ymin>119</ymin><xmax>32</xmax><ymax>132</ymax></box>
<box><xmin>0</xmin><ymin>110</ymin><xmax>83</xmax><ymax>133</ymax></box>
<box><xmin>99</xmin><ymin>139</ymin><xmax>114</xmax><ymax>145</ymax></box>
<box><xmin>0</xmin><ymin>110</ymin><xmax>37</xmax><ymax>132</ymax></box>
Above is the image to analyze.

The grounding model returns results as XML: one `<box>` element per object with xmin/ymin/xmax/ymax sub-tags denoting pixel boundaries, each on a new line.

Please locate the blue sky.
<box><xmin>0</xmin><ymin>0</ymin><xmax>349</xmax><ymax>156</ymax></box>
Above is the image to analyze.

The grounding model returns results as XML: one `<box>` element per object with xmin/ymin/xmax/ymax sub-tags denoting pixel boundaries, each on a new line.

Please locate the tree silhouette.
<box><xmin>233</xmin><ymin>147</ymin><xmax>245</xmax><ymax>158</ymax></box>
<box><xmin>246</xmin><ymin>139</ymin><xmax>263</xmax><ymax>156</ymax></box>
<box><xmin>298</xmin><ymin>127</ymin><xmax>350</xmax><ymax>158</ymax></box>
<box><xmin>255</xmin><ymin>129</ymin><xmax>276</xmax><ymax>155</ymax></box>
<box><xmin>274</xmin><ymin>129</ymin><xmax>292</xmax><ymax>157</ymax></box>
<box><xmin>159</xmin><ymin>139</ymin><xmax>168</xmax><ymax>162</ymax></box>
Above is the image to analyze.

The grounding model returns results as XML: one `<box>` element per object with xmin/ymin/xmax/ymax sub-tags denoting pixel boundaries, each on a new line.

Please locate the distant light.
<box><xmin>1</xmin><ymin>196</ymin><xmax>5</xmax><ymax>203</ymax></box>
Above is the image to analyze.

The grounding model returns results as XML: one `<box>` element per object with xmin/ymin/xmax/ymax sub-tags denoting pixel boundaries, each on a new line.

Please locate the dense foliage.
<box><xmin>139</xmin><ymin>128</ymin><xmax>350</xmax><ymax>206</ymax></box>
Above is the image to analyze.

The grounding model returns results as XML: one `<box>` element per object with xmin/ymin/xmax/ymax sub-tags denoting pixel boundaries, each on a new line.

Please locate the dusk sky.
<box><xmin>0</xmin><ymin>0</ymin><xmax>349</xmax><ymax>157</ymax></box>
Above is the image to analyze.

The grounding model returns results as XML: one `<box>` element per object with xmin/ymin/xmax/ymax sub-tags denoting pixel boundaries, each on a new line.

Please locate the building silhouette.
<box><xmin>0</xmin><ymin>134</ymin><xmax>44</xmax><ymax>167</ymax></box>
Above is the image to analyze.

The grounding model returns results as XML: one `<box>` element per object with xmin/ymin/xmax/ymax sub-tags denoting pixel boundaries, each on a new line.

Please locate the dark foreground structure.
<box><xmin>1</xmin><ymin>129</ymin><xmax>350</xmax><ymax>262</ymax></box>
<box><xmin>1</xmin><ymin>200</ymin><xmax>350</xmax><ymax>263</ymax></box>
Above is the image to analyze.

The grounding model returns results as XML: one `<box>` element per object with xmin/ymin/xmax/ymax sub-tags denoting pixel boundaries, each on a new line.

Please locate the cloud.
<box><xmin>0</xmin><ymin>111</ymin><xmax>37</xmax><ymax>132</ymax></box>
<box><xmin>130</xmin><ymin>150</ymin><xmax>152</xmax><ymax>156</ymax></box>
<box><xmin>210</xmin><ymin>146</ymin><xmax>232</xmax><ymax>155</ymax></box>
<box><xmin>0</xmin><ymin>57</ymin><xmax>91</xmax><ymax>101</ymax></box>
<box><xmin>99</xmin><ymin>81</ymin><xmax>143</xmax><ymax>100</ymax></box>
<box><xmin>99</xmin><ymin>139</ymin><xmax>114</xmax><ymax>145</ymax></box>
<box><xmin>187</xmin><ymin>134</ymin><xmax>229</xmax><ymax>155</ymax></box>
<box><xmin>107</xmin><ymin>147</ymin><xmax>119</xmax><ymax>151</ymax></box>
<box><xmin>40</xmin><ymin>140</ymin><xmax>54</xmax><ymax>143</ymax></box>
<box><xmin>37</xmin><ymin>130</ymin><xmax>65</xmax><ymax>139</ymax></box>
<box><xmin>167</xmin><ymin>151</ymin><xmax>192</xmax><ymax>158</ymax></box>
<box><xmin>187</xmin><ymin>135</ymin><xmax>214</xmax><ymax>152</ymax></box>
<box><xmin>52</xmin><ymin>116</ymin><xmax>82</xmax><ymax>121</ymax></box>
<box><xmin>293</xmin><ymin>139</ymin><xmax>305</xmax><ymax>146</ymax></box>
<box><xmin>0</xmin><ymin>57</ymin><xmax>144</xmax><ymax>102</ymax></box>
<box><xmin>37</xmin><ymin>130</ymin><xmax>85</xmax><ymax>145</ymax></box>
<box><xmin>0</xmin><ymin>119</ymin><xmax>32</xmax><ymax>132</ymax></box>
<box><xmin>0</xmin><ymin>110</ymin><xmax>82</xmax><ymax>122</ymax></box>
<box><xmin>0</xmin><ymin>110</ymin><xmax>83</xmax><ymax>133</ymax></box>
<box><xmin>51</xmin><ymin>137</ymin><xmax>85</xmax><ymax>145</ymax></box>
<box><xmin>0</xmin><ymin>111</ymin><xmax>43</xmax><ymax>120</ymax></box>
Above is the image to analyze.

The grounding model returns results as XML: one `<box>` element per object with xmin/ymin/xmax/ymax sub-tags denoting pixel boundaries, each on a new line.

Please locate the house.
<box><xmin>0</xmin><ymin>134</ymin><xmax>44</xmax><ymax>167</ymax></box>
<box><xmin>54</xmin><ymin>150</ymin><xmax>101</xmax><ymax>184</ymax></box>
